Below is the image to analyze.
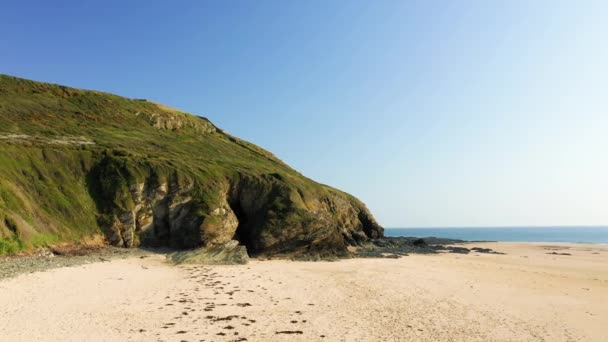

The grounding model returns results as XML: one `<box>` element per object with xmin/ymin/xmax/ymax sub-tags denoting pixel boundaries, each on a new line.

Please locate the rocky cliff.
<box><xmin>0</xmin><ymin>75</ymin><xmax>382</xmax><ymax>256</ymax></box>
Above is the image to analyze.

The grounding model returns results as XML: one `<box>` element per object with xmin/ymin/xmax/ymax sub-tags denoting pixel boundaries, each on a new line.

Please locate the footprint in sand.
<box><xmin>276</xmin><ymin>331</ymin><xmax>303</xmax><ymax>335</ymax></box>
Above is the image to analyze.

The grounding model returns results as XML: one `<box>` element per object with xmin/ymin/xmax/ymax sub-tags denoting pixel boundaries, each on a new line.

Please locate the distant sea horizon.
<box><xmin>385</xmin><ymin>226</ymin><xmax>608</xmax><ymax>243</ymax></box>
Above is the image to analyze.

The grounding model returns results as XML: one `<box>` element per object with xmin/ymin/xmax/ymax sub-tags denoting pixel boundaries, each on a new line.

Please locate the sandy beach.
<box><xmin>0</xmin><ymin>242</ymin><xmax>606</xmax><ymax>342</ymax></box>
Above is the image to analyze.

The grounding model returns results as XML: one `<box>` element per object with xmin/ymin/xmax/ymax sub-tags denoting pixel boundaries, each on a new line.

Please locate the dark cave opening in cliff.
<box><xmin>229</xmin><ymin>201</ymin><xmax>254</xmax><ymax>255</ymax></box>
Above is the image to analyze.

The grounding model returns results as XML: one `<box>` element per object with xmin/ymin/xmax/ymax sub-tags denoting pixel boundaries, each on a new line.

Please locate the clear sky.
<box><xmin>2</xmin><ymin>1</ymin><xmax>607</xmax><ymax>227</ymax></box>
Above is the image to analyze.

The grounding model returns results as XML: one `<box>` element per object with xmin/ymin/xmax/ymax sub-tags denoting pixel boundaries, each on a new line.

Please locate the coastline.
<box><xmin>384</xmin><ymin>227</ymin><xmax>608</xmax><ymax>244</ymax></box>
<box><xmin>1</xmin><ymin>242</ymin><xmax>606</xmax><ymax>341</ymax></box>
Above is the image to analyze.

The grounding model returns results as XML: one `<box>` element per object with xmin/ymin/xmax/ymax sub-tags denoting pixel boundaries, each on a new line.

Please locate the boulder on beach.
<box><xmin>170</xmin><ymin>240</ymin><xmax>249</xmax><ymax>265</ymax></box>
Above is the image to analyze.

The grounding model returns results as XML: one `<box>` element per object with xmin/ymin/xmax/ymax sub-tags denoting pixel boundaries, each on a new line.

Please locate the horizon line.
<box><xmin>385</xmin><ymin>225</ymin><xmax>608</xmax><ymax>229</ymax></box>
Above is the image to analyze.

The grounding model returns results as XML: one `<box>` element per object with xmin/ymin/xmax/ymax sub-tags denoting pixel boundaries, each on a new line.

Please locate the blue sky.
<box><xmin>2</xmin><ymin>1</ymin><xmax>607</xmax><ymax>227</ymax></box>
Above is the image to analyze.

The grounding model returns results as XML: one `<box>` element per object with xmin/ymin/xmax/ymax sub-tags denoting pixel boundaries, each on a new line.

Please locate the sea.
<box><xmin>384</xmin><ymin>227</ymin><xmax>608</xmax><ymax>243</ymax></box>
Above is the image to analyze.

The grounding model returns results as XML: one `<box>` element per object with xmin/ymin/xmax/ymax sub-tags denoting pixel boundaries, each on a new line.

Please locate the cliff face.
<box><xmin>0</xmin><ymin>75</ymin><xmax>382</xmax><ymax>256</ymax></box>
<box><xmin>90</xmin><ymin>159</ymin><xmax>381</xmax><ymax>256</ymax></box>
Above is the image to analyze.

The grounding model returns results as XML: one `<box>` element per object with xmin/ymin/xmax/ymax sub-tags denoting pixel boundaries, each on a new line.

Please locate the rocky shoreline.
<box><xmin>353</xmin><ymin>236</ymin><xmax>503</xmax><ymax>258</ymax></box>
<box><xmin>0</xmin><ymin>246</ymin><xmax>152</xmax><ymax>279</ymax></box>
<box><xmin>0</xmin><ymin>237</ymin><xmax>504</xmax><ymax>280</ymax></box>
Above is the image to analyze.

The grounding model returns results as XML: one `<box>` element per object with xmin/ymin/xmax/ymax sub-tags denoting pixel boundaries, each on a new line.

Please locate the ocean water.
<box><xmin>385</xmin><ymin>227</ymin><xmax>608</xmax><ymax>243</ymax></box>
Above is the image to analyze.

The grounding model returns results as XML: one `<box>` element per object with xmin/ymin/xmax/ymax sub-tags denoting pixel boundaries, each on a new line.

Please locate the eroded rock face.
<box><xmin>200</xmin><ymin>206</ymin><xmax>239</xmax><ymax>246</ymax></box>
<box><xmin>104</xmin><ymin>180</ymin><xmax>204</xmax><ymax>249</ymax></box>
<box><xmin>91</xmin><ymin>159</ymin><xmax>383</xmax><ymax>257</ymax></box>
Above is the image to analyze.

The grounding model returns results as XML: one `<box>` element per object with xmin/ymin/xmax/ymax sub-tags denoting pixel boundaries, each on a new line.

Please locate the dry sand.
<box><xmin>0</xmin><ymin>242</ymin><xmax>606</xmax><ymax>342</ymax></box>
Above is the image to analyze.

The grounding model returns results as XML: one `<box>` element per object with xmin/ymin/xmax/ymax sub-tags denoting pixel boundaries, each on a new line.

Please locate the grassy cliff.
<box><xmin>0</xmin><ymin>75</ymin><xmax>382</xmax><ymax>256</ymax></box>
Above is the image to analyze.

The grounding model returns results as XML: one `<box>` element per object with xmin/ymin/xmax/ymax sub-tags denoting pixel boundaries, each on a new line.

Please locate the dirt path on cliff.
<box><xmin>0</xmin><ymin>242</ymin><xmax>606</xmax><ymax>341</ymax></box>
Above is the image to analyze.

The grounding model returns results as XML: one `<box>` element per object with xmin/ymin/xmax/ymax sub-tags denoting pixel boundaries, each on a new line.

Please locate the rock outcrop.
<box><xmin>170</xmin><ymin>240</ymin><xmax>249</xmax><ymax>265</ymax></box>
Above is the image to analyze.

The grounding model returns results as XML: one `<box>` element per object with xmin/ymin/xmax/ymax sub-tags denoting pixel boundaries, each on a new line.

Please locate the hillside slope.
<box><xmin>0</xmin><ymin>75</ymin><xmax>382</xmax><ymax>256</ymax></box>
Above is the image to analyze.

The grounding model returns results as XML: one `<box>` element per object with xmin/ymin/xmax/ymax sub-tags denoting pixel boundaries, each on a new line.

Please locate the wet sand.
<box><xmin>0</xmin><ymin>242</ymin><xmax>606</xmax><ymax>341</ymax></box>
